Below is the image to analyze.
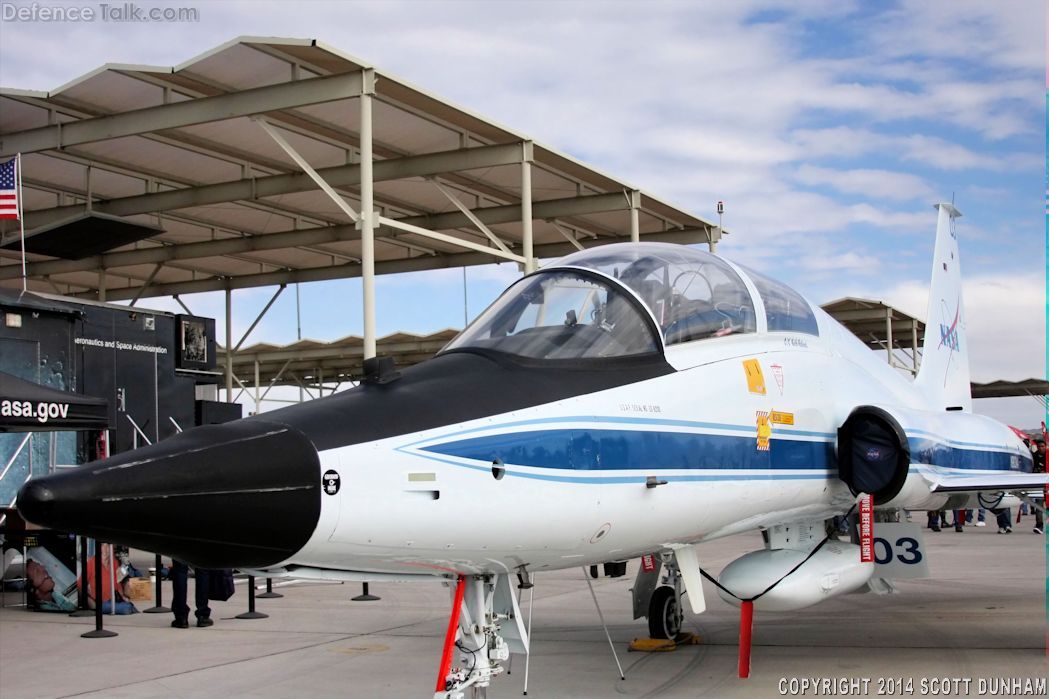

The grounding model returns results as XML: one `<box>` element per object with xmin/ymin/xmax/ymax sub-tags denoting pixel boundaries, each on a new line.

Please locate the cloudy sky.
<box><xmin>0</xmin><ymin>0</ymin><xmax>1045</xmax><ymax>426</ymax></box>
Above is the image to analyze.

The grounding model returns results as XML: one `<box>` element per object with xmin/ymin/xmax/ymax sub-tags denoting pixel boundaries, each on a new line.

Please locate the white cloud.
<box><xmin>847</xmin><ymin>203</ymin><xmax>933</xmax><ymax>230</ymax></box>
<box><xmin>645</xmin><ymin>127</ymin><xmax>800</xmax><ymax>167</ymax></box>
<box><xmin>867</xmin><ymin>0</ymin><xmax>1045</xmax><ymax>73</ymax></box>
<box><xmin>789</xmin><ymin>128</ymin><xmax>1031</xmax><ymax>172</ymax></box>
<box><xmin>801</xmin><ymin>252</ymin><xmax>880</xmax><ymax>273</ymax></box>
<box><xmin>795</xmin><ymin>165</ymin><xmax>935</xmax><ymax>201</ymax></box>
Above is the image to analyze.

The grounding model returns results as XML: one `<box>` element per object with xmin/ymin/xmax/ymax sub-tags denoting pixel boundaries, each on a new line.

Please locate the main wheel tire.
<box><xmin>647</xmin><ymin>585</ymin><xmax>680</xmax><ymax>639</ymax></box>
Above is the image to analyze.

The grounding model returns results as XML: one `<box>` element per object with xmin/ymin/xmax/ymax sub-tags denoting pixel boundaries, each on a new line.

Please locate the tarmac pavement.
<box><xmin>1</xmin><ymin>519</ymin><xmax>1045</xmax><ymax>698</ymax></box>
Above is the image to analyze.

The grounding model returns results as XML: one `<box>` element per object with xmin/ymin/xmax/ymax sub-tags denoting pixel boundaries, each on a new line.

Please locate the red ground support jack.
<box><xmin>435</xmin><ymin>576</ymin><xmax>466</xmax><ymax>694</ymax></box>
<box><xmin>738</xmin><ymin>599</ymin><xmax>753</xmax><ymax>679</ymax></box>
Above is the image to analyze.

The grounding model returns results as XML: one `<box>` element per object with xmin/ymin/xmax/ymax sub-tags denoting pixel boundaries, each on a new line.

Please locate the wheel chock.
<box><xmin>628</xmin><ymin>632</ymin><xmax>701</xmax><ymax>652</ymax></box>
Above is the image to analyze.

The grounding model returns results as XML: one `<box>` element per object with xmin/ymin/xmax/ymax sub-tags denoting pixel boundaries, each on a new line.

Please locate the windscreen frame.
<box><xmin>441</xmin><ymin>267</ymin><xmax>664</xmax><ymax>363</ymax></box>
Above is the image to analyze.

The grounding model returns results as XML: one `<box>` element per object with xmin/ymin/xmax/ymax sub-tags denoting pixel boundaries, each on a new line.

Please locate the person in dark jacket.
<box><xmin>1033</xmin><ymin>441</ymin><xmax>1045</xmax><ymax>535</ymax></box>
<box><xmin>170</xmin><ymin>561</ymin><xmax>212</xmax><ymax>628</ymax></box>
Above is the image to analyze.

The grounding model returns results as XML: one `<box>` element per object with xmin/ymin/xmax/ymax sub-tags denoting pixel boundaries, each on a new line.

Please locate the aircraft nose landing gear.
<box><xmin>648</xmin><ymin>552</ymin><xmax>684</xmax><ymax>639</ymax></box>
<box><xmin>435</xmin><ymin>574</ymin><xmax>529</xmax><ymax>699</ymax></box>
<box><xmin>632</xmin><ymin>552</ymin><xmax>687</xmax><ymax>640</ymax></box>
<box><xmin>630</xmin><ymin>550</ymin><xmax>706</xmax><ymax>654</ymax></box>
<box><xmin>648</xmin><ymin>584</ymin><xmax>682</xmax><ymax>639</ymax></box>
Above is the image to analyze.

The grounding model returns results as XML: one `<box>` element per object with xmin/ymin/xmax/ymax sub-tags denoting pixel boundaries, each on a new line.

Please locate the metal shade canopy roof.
<box><xmin>0</xmin><ymin>36</ymin><xmax>717</xmax><ymax>302</ymax></box>
<box><xmin>821</xmin><ymin>296</ymin><xmax>925</xmax><ymax>375</ymax></box>
<box><xmin>233</xmin><ymin>329</ymin><xmax>458</xmax><ymax>392</ymax></box>
<box><xmin>821</xmin><ymin>297</ymin><xmax>926</xmax><ymax>350</ymax></box>
<box><xmin>970</xmin><ymin>379</ymin><xmax>1049</xmax><ymax>399</ymax></box>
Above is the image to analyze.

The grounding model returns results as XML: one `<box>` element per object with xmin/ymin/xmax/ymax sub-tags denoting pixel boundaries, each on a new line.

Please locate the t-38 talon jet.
<box><xmin>18</xmin><ymin>203</ymin><xmax>1045</xmax><ymax>697</ymax></box>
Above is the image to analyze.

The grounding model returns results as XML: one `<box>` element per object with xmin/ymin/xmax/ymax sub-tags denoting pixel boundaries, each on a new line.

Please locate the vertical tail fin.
<box><xmin>913</xmin><ymin>203</ymin><xmax>971</xmax><ymax>412</ymax></box>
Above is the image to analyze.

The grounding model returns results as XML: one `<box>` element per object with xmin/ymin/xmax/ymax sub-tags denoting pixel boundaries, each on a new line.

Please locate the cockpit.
<box><xmin>559</xmin><ymin>243</ymin><xmax>758</xmax><ymax>346</ymax></box>
<box><xmin>443</xmin><ymin>243</ymin><xmax>815</xmax><ymax>361</ymax></box>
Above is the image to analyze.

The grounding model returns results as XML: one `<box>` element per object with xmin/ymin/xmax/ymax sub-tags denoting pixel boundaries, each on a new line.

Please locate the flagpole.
<box><xmin>17</xmin><ymin>152</ymin><xmax>26</xmax><ymax>292</ymax></box>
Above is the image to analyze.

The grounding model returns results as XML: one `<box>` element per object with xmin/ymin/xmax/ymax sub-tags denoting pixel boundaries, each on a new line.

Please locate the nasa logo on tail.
<box><xmin>937</xmin><ymin>297</ymin><xmax>961</xmax><ymax>354</ymax></box>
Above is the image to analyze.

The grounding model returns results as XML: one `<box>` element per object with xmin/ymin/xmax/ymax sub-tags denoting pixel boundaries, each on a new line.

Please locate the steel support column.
<box><xmin>360</xmin><ymin>71</ymin><xmax>377</xmax><ymax>360</ymax></box>
<box><xmin>885</xmin><ymin>308</ymin><xmax>893</xmax><ymax>365</ymax></box>
<box><xmin>628</xmin><ymin>190</ymin><xmax>640</xmax><ymax>243</ymax></box>
<box><xmin>225</xmin><ymin>286</ymin><xmax>233</xmax><ymax>403</ymax></box>
<box><xmin>521</xmin><ymin>143</ymin><xmax>535</xmax><ymax>273</ymax></box>
<box><xmin>911</xmin><ymin>319</ymin><xmax>919</xmax><ymax>374</ymax></box>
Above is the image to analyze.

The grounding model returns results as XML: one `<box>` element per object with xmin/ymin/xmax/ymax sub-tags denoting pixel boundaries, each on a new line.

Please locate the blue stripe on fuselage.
<box><xmin>908</xmin><ymin>437</ymin><xmax>1020</xmax><ymax>472</ymax></box>
<box><xmin>415</xmin><ymin>426</ymin><xmax>1023</xmax><ymax>474</ymax></box>
<box><xmin>421</xmin><ymin>429</ymin><xmax>834</xmax><ymax>471</ymax></box>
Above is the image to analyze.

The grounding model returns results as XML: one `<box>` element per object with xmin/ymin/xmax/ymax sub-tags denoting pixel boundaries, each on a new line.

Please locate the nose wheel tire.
<box><xmin>647</xmin><ymin>585</ymin><xmax>681</xmax><ymax>639</ymax></box>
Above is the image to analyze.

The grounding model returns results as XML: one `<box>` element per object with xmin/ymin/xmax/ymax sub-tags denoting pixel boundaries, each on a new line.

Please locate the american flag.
<box><xmin>0</xmin><ymin>157</ymin><xmax>18</xmax><ymax>220</ymax></box>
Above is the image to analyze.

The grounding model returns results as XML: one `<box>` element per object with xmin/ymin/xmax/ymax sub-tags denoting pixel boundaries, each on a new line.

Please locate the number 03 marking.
<box><xmin>873</xmin><ymin>536</ymin><xmax>923</xmax><ymax>565</ymax></box>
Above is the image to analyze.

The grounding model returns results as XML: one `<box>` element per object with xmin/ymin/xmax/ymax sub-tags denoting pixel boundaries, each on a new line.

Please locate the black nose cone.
<box><xmin>16</xmin><ymin>480</ymin><xmax>55</xmax><ymax>525</ymax></box>
<box><xmin>16</xmin><ymin>419</ymin><xmax>321</xmax><ymax>569</ymax></box>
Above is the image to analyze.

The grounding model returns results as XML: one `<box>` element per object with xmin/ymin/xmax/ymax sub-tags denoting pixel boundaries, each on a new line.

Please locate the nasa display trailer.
<box><xmin>0</xmin><ymin>289</ymin><xmax>223</xmax><ymax>507</ymax></box>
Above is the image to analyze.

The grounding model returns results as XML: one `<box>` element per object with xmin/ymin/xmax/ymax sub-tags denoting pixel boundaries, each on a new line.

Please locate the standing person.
<box><xmin>926</xmin><ymin>510</ymin><xmax>941</xmax><ymax>532</ymax></box>
<box><xmin>994</xmin><ymin>508</ymin><xmax>1013</xmax><ymax>534</ymax></box>
<box><xmin>170</xmin><ymin>560</ymin><xmax>212</xmax><ymax>628</ymax></box>
<box><xmin>1033</xmin><ymin>441</ymin><xmax>1045</xmax><ymax>535</ymax></box>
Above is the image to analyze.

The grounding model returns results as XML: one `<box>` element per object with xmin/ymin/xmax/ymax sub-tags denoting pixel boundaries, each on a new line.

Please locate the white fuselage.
<box><xmin>277</xmin><ymin>306</ymin><xmax>1027</xmax><ymax>578</ymax></box>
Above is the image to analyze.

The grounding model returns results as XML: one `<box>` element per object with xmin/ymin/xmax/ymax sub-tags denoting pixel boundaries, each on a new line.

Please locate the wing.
<box><xmin>926</xmin><ymin>472</ymin><xmax>1049</xmax><ymax>493</ymax></box>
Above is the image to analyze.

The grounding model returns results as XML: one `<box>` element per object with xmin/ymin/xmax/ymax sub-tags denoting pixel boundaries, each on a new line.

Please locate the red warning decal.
<box><xmin>641</xmin><ymin>554</ymin><xmax>656</xmax><ymax>572</ymax></box>
<box><xmin>859</xmin><ymin>494</ymin><xmax>874</xmax><ymax>563</ymax></box>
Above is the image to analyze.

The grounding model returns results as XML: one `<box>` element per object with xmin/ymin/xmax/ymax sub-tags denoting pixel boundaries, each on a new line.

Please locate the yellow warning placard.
<box><xmin>756</xmin><ymin>410</ymin><xmax>771</xmax><ymax>451</ymax></box>
<box><xmin>770</xmin><ymin>411</ymin><xmax>794</xmax><ymax>425</ymax></box>
<box><xmin>742</xmin><ymin>359</ymin><xmax>766</xmax><ymax>395</ymax></box>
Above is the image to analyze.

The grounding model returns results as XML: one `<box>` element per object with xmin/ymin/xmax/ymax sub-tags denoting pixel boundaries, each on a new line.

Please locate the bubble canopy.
<box><xmin>444</xmin><ymin>243</ymin><xmax>760</xmax><ymax>361</ymax></box>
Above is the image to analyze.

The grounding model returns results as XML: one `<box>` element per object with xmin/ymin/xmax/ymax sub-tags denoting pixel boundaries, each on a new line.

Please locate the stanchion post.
<box><xmin>69</xmin><ymin>536</ymin><xmax>94</xmax><ymax>617</ymax></box>
<box><xmin>144</xmin><ymin>553</ymin><xmax>170</xmax><ymax>613</ymax></box>
<box><xmin>235</xmin><ymin>575</ymin><xmax>268</xmax><ymax>619</ymax></box>
<box><xmin>257</xmin><ymin>577</ymin><xmax>282</xmax><ymax>599</ymax></box>
<box><xmin>81</xmin><ymin>539</ymin><xmax>117</xmax><ymax>638</ymax></box>
<box><xmin>352</xmin><ymin>582</ymin><xmax>380</xmax><ymax>601</ymax></box>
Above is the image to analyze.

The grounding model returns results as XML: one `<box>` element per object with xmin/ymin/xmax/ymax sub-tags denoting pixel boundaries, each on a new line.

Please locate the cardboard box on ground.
<box><xmin>125</xmin><ymin>577</ymin><xmax>153</xmax><ymax>601</ymax></box>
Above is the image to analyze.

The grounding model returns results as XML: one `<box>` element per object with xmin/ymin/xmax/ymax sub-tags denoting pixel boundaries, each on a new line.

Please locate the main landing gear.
<box><xmin>435</xmin><ymin>574</ymin><xmax>528</xmax><ymax>699</ymax></box>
